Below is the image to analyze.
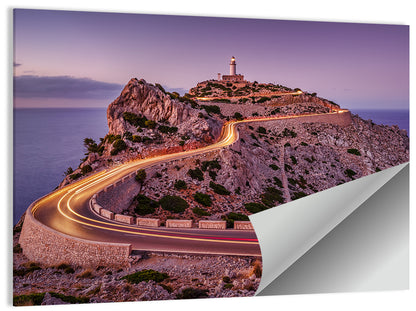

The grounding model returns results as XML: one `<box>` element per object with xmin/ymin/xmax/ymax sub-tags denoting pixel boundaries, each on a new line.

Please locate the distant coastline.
<box><xmin>351</xmin><ymin>108</ymin><xmax>409</xmax><ymax>135</ymax></box>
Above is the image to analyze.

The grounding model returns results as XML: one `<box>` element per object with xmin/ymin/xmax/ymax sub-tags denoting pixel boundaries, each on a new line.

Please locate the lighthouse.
<box><xmin>221</xmin><ymin>56</ymin><xmax>245</xmax><ymax>82</ymax></box>
<box><xmin>230</xmin><ymin>56</ymin><xmax>236</xmax><ymax>75</ymax></box>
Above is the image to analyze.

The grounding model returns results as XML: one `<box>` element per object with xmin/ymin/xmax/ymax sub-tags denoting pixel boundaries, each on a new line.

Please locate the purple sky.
<box><xmin>13</xmin><ymin>9</ymin><xmax>409</xmax><ymax>110</ymax></box>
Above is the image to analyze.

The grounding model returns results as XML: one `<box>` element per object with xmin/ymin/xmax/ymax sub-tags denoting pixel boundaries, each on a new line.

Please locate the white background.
<box><xmin>2</xmin><ymin>1</ymin><xmax>414</xmax><ymax>310</ymax></box>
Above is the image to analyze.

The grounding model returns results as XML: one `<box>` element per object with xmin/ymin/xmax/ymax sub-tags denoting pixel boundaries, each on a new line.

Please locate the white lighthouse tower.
<box><xmin>221</xmin><ymin>56</ymin><xmax>244</xmax><ymax>82</ymax></box>
<box><xmin>230</xmin><ymin>56</ymin><xmax>236</xmax><ymax>75</ymax></box>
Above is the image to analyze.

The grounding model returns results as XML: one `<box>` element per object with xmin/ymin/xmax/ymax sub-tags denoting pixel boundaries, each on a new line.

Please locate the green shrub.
<box><xmin>284</xmin><ymin>164</ymin><xmax>293</xmax><ymax>172</ymax></box>
<box><xmin>269</xmin><ymin>164</ymin><xmax>279</xmax><ymax>171</ymax></box>
<box><xmin>49</xmin><ymin>292</ymin><xmax>89</xmax><ymax>304</ymax></box>
<box><xmin>159</xmin><ymin>195</ymin><xmax>189</xmax><ymax>213</ymax></box>
<box><xmin>273</xmin><ymin>177</ymin><xmax>283</xmax><ymax>188</ymax></box>
<box><xmin>282</xmin><ymin>128</ymin><xmax>297</xmax><ymax>138</ymax></box>
<box><xmin>131</xmin><ymin>135</ymin><xmax>142</xmax><ymax>143</ymax></box>
<box><xmin>134</xmin><ymin>194</ymin><xmax>158</xmax><ymax>215</ymax></box>
<box><xmin>213</xmin><ymin>98</ymin><xmax>231</xmax><ymax>103</ymax></box>
<box><xmin>209</xmin><ymin>181</ymin><xmax>230</xmax><ymax>195</ymax></box>
<box><xmin>121</xmin><ymin>269</ymin><xmax>169</xmax><ymax>284</ymax></box>
<box><xmin>174</xmin><ymin>180</ymin><xmax>187</xmax><ymax>190</ymax></box>
<box><xmin>105</xmin><ymin>134</ymin><xmax>121</xmax><ymax>144</ymax></box>
<box><xmin>257</xmin><ymin>96</ymin><xmax>271</xmax><ymax>103</ymax></box>
<box><xmin>55</xmin><ymin>263</ymin><xmax>71</xmax><ymax>270</ymax></box>
<box><xmin>233</xmin><ymin>112</ymin><xmax>243</xmax><ymax>120</ymax></box>
<box><xmin>13</xmin><ymin>264</ymin><xmax>41</xmax><ymax>277</ymax></box>
<box><xmin>347</xmin><ymin>148</ymin><xmax>361</xmax><ymax>156</ymax></box>
<box><xmin>176</xmin><ymin>287</ymin><xmax>208</xmax><ymax>299</ymax></box>
<box><xmin>81</xmin><ymin>165</ymin><xmax>92</xmax><ymax>175</ymax></box>
<box><xmin>123</xmin><ymin>112</ymin><xmax>147</xmax><ymax>127</ymax></box>
<box><xmin>193</xmin><ymin>192</ymin><xmax>212</xmax><ymax>207</ymax></box>
<box><xmin>158</xmin><ymin>125</ymin><xmax>178</xmax><ymax>134</ymax></box>
<box><xmin>261</xmin><ymin>187</ymin><xmax>284</xmax><ymax>206</ymax></box>
<box><xmin>169</xmin><ymin>91</ymin><xmax>180</xmax><ymax>99</ymax></box>
<box><xmin>344</xmin><ymin>168</ymin><xmax>357</xmax><ymax>178</ymax></box>
<box><xmin>257</xmin><ymin>126</ymin><xmax>267</xmax><ymax>134</ymax></box>
<box><xmin>244</xmin><ymin>202</ymin><xmax>268</xmax><ymax>213</ymax></box>
<box><xmin>155</xmin><ymin>83</ymin><xmax>166</xmax><ymax>93</ymax></box>
<box><xmin>144</xmin><ymin>120</ymin><xmax>156</xmax><ymax>129</ymax></box>
<box><xmin>13</xmin><ymin>244</ymin><xmax>22</xmax><ymax>253</ymax></box>
<box><xmin>111</xmin><ymin>139</ymin><xmax>127</xmax><ymax>155</ymax></box>
<box><xmin>208</xmin><ymin>170</ymin><xmax>217</xmax><ymax>181</ymax></box>
<box><xmin>188</xmin><ymin>167</ymin><xmax>204</xmax><ymax>181</ymax></box>
<box><xmin>83</xmin><ymin>137</ymin><xmax>99</xmax><ymax>153</ymax></box>
<box><xmin>135</xmin><ymin>169</ymin><xmax>147</xmax><ymax>184</ymax></box>
<box><xmin>65</xmin><ymin>267</ymin><xmax>75</xmax><ymax>274</ymax></box>
<box><xmin>64</xmin><ymin>167</ymin><xmax>74</xmax><ymax>176</ymax></box>
<box><xmin>290</xmin><ymin>156</ymin><xmax>297</xmax><ymax>165</ymax></box>
<box><xmin>291</xmin><ymin>191</ymin><xmax>308</xmax><ymax>200</ymax></box>
<box><xmin>69</xmin><ymin>172</ymin><xmax>82</xmax><ymax>180</ymax></box>
<box><xmin>223</xmin><ymin>276</ymin><xmax>232</xmax><ymax>283</ymax></box>
<box><xmin>13</xmin><ymin>293</ymin><xmax>45</xmax><ymax>306</ymax></box>
<box><xmin>201</xmin><ymin>105</ymin><xmax>221</xmax><ymax>114</ymax></box>
<box><xmin>270</xmin><ymin>107</ymin><xmax>281</xmax><ymax>115</ymax></box>
<box><xmin>201</xmin><ymin>159</ymin><xmax>221</xmax><ymax>171</ymax></box>
<box><xmin>192</xmin><ymin>206</ymin><xmax>211</xmax><ymax>216</ymax></box>
<box><xmin>123</xmin><ymin>131</ymin><xmax>133</xmax><ymax>141</ymax></box>
<box><xmin>222</xmin><ymin>212</ymin><xmax>249</xmax><ymax>228</ymax></box>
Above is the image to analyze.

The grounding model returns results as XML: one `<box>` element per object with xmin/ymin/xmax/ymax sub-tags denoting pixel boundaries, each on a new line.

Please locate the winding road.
<box><xmin>27</xmin><ymin>110</ymin><xmax>347</xmax><ymax>257</ymax></box>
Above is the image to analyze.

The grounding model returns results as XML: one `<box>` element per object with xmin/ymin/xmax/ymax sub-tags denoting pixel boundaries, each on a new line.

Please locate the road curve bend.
<box><xmin>25</xmin><ymin>111</ymin><xmax>346</xmax><ymax>257</ymax></box>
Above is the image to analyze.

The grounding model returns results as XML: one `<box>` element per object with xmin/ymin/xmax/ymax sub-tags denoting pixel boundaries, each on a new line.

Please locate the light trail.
<box><xmin>30</xmin><ymin>110</ymin><xmax>347</xmax><ymax>254</ymax></box>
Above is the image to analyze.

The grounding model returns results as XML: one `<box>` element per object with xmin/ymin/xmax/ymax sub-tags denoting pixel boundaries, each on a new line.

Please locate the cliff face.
<box><xmin>59</xmin><ymin>78</ymin><xmax>223</xmax><ymax>188</ymax></box>
<box><xmin>107</xmin><ymin>78</ymin><xmax>220</xmax><ymax>137</ymax></box>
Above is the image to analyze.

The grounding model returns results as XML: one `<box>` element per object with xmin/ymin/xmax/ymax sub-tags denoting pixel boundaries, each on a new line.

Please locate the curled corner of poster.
<box><xmin>250</xmin><ymin>162</ymin><xmax>409</xmax><ymax>296</ymax></box>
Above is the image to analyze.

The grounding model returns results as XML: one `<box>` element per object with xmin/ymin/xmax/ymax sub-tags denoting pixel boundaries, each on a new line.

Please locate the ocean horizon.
<box><xmin>12</xmin><ymin>107</ymin><xmax>409</xmax><ymax>225</ymax></box>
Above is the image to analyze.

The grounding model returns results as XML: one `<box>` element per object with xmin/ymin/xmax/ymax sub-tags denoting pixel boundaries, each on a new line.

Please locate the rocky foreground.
<box><xmin>13</xmin><ymin>224</ymin><xmax>261</xmax><ymax>306</ymax></box>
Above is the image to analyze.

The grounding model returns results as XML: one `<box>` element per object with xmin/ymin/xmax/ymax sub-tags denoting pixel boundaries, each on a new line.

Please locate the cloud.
<box><xmin>13</xmin><ymin>75</ymin><xmax>123</xmax><ymax>100</ymax></box>
<box><xmin>13</xmin><ymin>62</ymin><xmax>22</xmax><ymax>67</ymax></box>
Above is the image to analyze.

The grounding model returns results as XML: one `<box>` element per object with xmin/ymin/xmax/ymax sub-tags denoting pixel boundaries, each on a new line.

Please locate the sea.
<box><xmin>12</xmin><ymin>108</ymin><xmax>410</xmax><ymax>225</ymax></box>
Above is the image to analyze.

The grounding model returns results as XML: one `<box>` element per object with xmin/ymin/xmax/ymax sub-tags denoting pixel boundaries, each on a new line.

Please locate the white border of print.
<box><xmin>2</xmin><ymin>1</ymin><xmax>414</xmax><ymax>311</ymax></box>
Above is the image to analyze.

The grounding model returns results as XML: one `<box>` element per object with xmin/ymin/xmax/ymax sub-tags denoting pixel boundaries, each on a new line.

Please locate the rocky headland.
<box><xmin>13</xmin><ymin>77</ymin><xmax>409</xmax><ymax>305</ymax></box>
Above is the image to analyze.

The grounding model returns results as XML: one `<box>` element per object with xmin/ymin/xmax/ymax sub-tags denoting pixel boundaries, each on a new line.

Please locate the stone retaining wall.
<box><xmin>137</xmin><ymin>218</ymin><xmax>160</xmax><ymax>227</ymax></box>
<box><xmin>246</xmin><ymin>111</ymin><xmax>352</xmax><ymax>129</ymax></box>
<box><xmin>166</xmin><ymin>219</ymin><xmax>193</xmax><ymax>228</ymax></box>
<box><xmin>234</xmin><ymin>221</ymin><xmax>254</xmax><ymax>230</ymax></box>
<box><xmin>114</xmin><ymin>214</ymin><xmax>135</xmax><ymax>224</ymax></box>
<box><xmin>97</xmin><ymin>175</ymin><xmax>138</xmax><ymax>214</ymax></box>
<box><xmin>199</xmin><ymin>220</ymin><xmax>227</xmax><ymax>230</ymax></box>
<box><xmin>92</xmin><ymin>202</ymin><xmax>102</xmax><ymax>214</ymax></box>
<box><xmin>100</xmin><ymin>208</ymin><xmax>114</xmax><ymax>220</ymax></box>
<box><xmin>19</xmin><ymin>207</ymin><xmax>132</xmax><ymax>268</ymax></box>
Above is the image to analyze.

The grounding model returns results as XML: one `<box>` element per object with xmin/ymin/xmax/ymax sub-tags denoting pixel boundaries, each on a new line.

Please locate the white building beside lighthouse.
<box><xmin>221</xmin><ymin>56</ymin><xmax>245</xmax><ymax>82</ymax></box>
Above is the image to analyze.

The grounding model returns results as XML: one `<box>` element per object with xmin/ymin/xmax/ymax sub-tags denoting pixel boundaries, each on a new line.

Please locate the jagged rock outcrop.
<box><xmin>59</xmin><ymin>78</ymin><xmax>223</xmax><ymax>188</ymax></box>
<box><xmin>107</xmin><ymin>78</ymin><xmax>221</xmax><ymax>138</ymax></box>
